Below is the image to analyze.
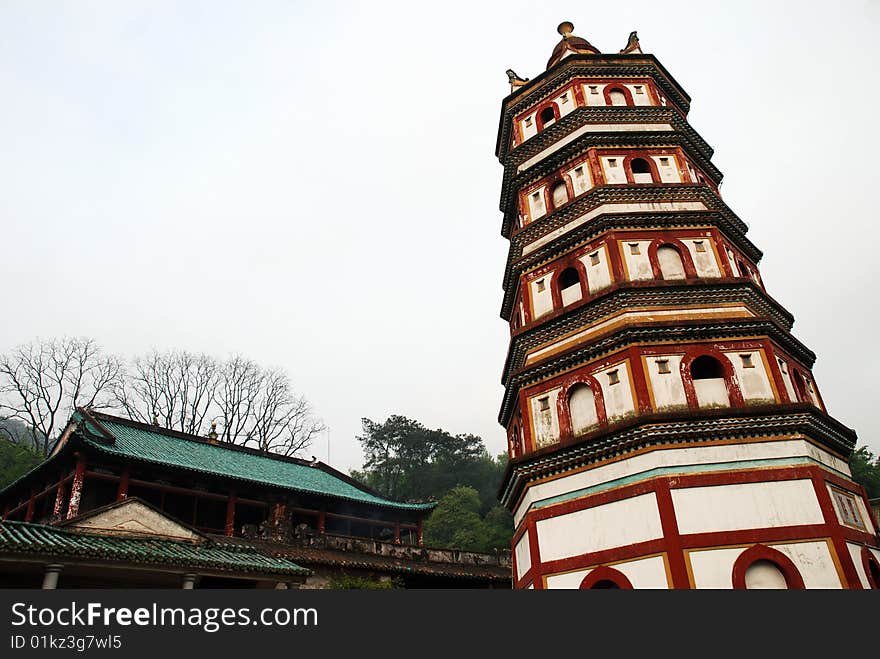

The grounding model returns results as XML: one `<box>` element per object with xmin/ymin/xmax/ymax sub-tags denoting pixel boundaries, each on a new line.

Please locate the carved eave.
<box><xmin>497</xmin><ymin>404</ymin><xmax>859</xmax><ymax>510</ymax></box>
<box><xmin>495</xmin><ymin>55</ymin><xmax>693</xmax><ymax>160</ymax></box>
<box><xmin>497</xmin><ymin>318</ymin><xmax>818</xmax><ymax>426</ymax></box>
<box><xmin>501</xmin><ymin>281</ymin><xmax>797</xmax><ymax>381</ymax></box>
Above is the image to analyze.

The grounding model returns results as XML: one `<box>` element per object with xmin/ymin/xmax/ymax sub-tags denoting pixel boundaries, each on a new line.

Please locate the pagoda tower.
<box><xmin>496</xmin><ymin>23</ymin><xmax>880</xmax><ymax>589</ymax></box>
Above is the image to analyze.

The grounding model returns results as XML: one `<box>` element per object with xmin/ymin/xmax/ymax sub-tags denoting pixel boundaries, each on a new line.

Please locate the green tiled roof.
<box><xmin>74</xmin><ymin>413</ymin><xmax>433</xmax><ymax>512</ymax></box>
<box><xmin>0</xmin><ymin>520</ymin><xmax>310</xmax><ymax>576</ymax></box>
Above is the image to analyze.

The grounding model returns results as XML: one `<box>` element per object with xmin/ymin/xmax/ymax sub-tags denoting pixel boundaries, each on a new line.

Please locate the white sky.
<box><xmin>2</xmin><ymin>1</ymin><xmax>878</xmax><ymax>470</ymax></box>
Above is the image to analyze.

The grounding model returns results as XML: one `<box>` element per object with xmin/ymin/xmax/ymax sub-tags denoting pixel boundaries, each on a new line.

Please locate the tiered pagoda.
<box><xmin>496</xmin><ymin>23</ymin><xmax>880</xmax><ymax>589</ymax></box>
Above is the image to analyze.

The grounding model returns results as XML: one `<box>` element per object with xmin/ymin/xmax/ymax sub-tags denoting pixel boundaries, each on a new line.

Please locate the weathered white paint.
<box><xmin>517</xmin><ymin>123</ymin><xmax>675</xmax><ymax>173</ymax></box>
<box><xmin>681</xmin><ymin>238</ymin><xmax>721</xmax><ymax>278</ymax></box>
<box><xmin>601</xmin><ymin>156</ymin><xmax>627</xmax><ymax>184</ymax></box>
<box><xmin>593</xmin><ymin>360</ymin><xmax>635</xmax><ymax>421</ymax></box>
<box><xmin>847</xmin><ymin>541</ymin><xmax>872</xmax><ymax>589</ymax></box>
<box><xmin>514</xmin><ymin>530</ymin><xmax>532</xmax><ymax>580</ymax></box>
<box><xmin>578</xmin><ymin>245</ymin><xmax>612</xmax><ymax>293</ymax></box>
<box><xmin>560</xmin><ymin>281</ymin><xmax>582</xmax><ymax>306</ymax></box>
<box><xmin>688</xmin><ymin>542</ymin><xmax>841</xmax><ymax>589</ymax></box>
<box><xmin>652</xmin><ymin>155</ymin><xmax>680</xmax><ymax>183</ymax></box>
<box><xmin>657</xmin><ymin>245</ymin><xmax>686</xmax><ymax>280</ymax></box>
<box><xmin>520</xmin><ymin>113</ymin><xmax>538</xmax><ymax>141</ymax></box>
<box><xmin>646</xmin><ymin>354</ymin><xmax>688</xmax><ymax>410</ymax></box>
<box><xmin>544</xmin><ymin>555</ymin><xmax>668</xmax><ymax>589</ymax></box>
<box><xmin>567</xmin><ymin>163</ymin><xmax>591</xmax><ymax>196</ymax></box>
<box><xmin>529</xmin><ymin>272</ymin><xmax>554</xmax><ymax>319</ymax></box>
<box><xmin>536</xmin><ymin>492</ymin><xmax>663</xmax><ymax>562</ymax></box>
<box><xmin>744</xmin><ymin>560</ymin><xmax>788</xmax><ymax>589</ymax></box>
<box><xmin>621</xmin><ymin>240</ymin><xmax>653</xmax><ymax>280</ymax></box>
<box><xmin>523</xmin><ymin>200</ymin><xmax>708</xmax><ymax>255</ymax></box>
<box><xmin>524</xmin><ymin>306</ymin><xmax>755</xmax><ymax>366</ymax></box>
<box><xmin>69</xmin><ymin>499</ymin><xmax>201</xmax><ymax>540</ymax></box>
<box><xmin>555</xmin><ymin>90</ymin><xmax>576</xmax><ymax>119</ymax></box>
<box><xmin>583</xmin><ymin>83</ymin><xmax>605</xmax><ymax>106</ymax></box>
<box><xmin>608</xmin><ymin>89</ymin><xmax>627</xmax><ymax>106</ymax></box>
<box><xmin>529</xmin><ymin>387</ymin><xmax>561</xmax><ymax>449</ymax></box>
<box><xmin>551</xmin><ymin>181</ymin><xmax>569</xmax><ymax>208</ymax></box>
<box><xmin>672</xmin><ymin>480</ymin><xmax>824</xmax><ymax>535</ymax></box>
<box><xmin>694</xmin><ymin>377</ymin><xmax>729</xmax><ymax>408</ymax></box>
<box><xmin>725</xmin><ymin>350</ymin><xmax>774</xmax><ymax>403</ymax></box>
<box><xmin>629</xmin><ymin>84</ymin><xmax>652</xmax><ymax>106</ymax></box>
<box><xmin>777</xmin><ymin>358</ymin><xmax>798</xmax><ymax>403</ymax></box>
<box><xmin>568</xmin><ymin>384</ymin><xmax>599</xmax><ymax>436</ymax></box>
<box><xmin>513</xmin><ymin>437</ymin><xmax>851</xmax><ymax>526</ymax></box>
<box><xmin>526</xmin><ymin>186</ymin><xmax>547</xmax><ymax>221</ymax></box>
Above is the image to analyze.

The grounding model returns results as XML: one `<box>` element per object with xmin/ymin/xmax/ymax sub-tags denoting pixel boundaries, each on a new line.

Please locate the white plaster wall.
<box><xmin>536</xmin><ymin>492</ymin><xmax>663</xmax><ymax>562</ymax></box>
<box><xmin>567</xmin><ymin>163</ymin><xmax>592</xmax><ymax>196</ymax></box>
<box><xmin>578</xmin><ymin>246</ymin><xmax>613</xmax><ymax>293</ymax></box>
<box><xmin>672</xmin><ymin>480</ymin><xmax>824</xmax><ymax>534</ymax></box>
<box><xmin>514</xmin><ymin>531</ymin><xmax>532</xmax><ymax>580</ymax></box>
<box><xmin>724</xmin><ymin>350</ymin><xmax>775</xmax><ymax>403</ymax></box>
<box><xmin>646</xmin><ymin>354</ymin><xmax>688</xmax><ymax>410</ymax></box>
<box><xmin>777</xmin><ymin>358</ymin><xmax>798</xmax><ymax>402</ymax></box>
<box><xmin>520</xmin><ymin>113</ymin><xmax>538</xmax><ymax>141</ymax></box>
<box><xmin>601</xmin><ymin>156</ymin><xmax>627</xmax><ymax>184</ymax></box>
<box><xmin>527</xmin><ymin>186</ymin><xmax>547</xmax><ymax>221</ymax></box>
<box><xmin>569</xmin><ymin>384</ymin><xmax>598</xmax><ymax>436</ymax></box>
<box><xmin>804</xmin><ymin>377</ymin><xmax>822</xmax><ymax>407</ymax></box>
<box><xmin>529</xmin><ymin>387</ymin><xmax>561</xmax><ymax>449</ymax></box>
<box><xmin>682</xmin><ymin>239</ymin><xmax>721</xmax><ymax>278</ymax></box>
<box><xmin>651</xmin><ymin>155</ymin><xmax>680</xmax><ymax>182</ymax></box>
<box><xmin>529</xmin><ymin>273</ymin><xmax>554</xmax><ymax>319</ymax></box>
<box><xmin>544</xmin><ymin>555</ymin><xmax>669</xmax><ymax>589</ymax></box>
<box><xmin>847</xmin><ymin>542</ymin><xmax>871</xmax><ymax>589</ymax></box>
<box><xmin>513</xmin><ymin>438</ymin><xmax>849</xmax><ymax>526</ymax></box>
<box><xmin>593</xmin><ymin>360</ymin><xmax>635</xmax><ymax>421</ymax></box>
<box><xmin>560</xmin><ymin>282</ymin><xmax>582</xmax><ymax>306</ymax></box>
<box><xmin>694</xmin><ymin>378</ymin><xmax>729</xmax><ymax>408</ymax></box>
<box><xmin>621</xmin><ymin>241</ymin><xmax>653</xmax><ymax>280</ymax></box>
<box><xmin>628</xmin><ymin>84</ymin><xmax>652</xmax><ymax>106</ymax></box>
<box><xmin>555</xmin><ymin>90</ymin><xmax>576</xmax><ymax>118</ymax></box>
<box><xmin>583</xmin><ymin>83</ymin><xmax>605</xmax><ymax>106</ymax></box>
<box><xmin>688</xmin><ymin>542</ymin><xmax>841</xmax><ymax>589</ymax></box>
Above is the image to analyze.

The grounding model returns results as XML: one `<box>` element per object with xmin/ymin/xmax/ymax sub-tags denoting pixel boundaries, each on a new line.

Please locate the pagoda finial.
<box><xmin>557</xmin><ymin>21</ymin><xmax>575</xmax><ymax>39</ymax></box>
<box><xmin>547</xmin><ymin>21</ymin><xmax>600</xmax><ymax>69</ymax></box>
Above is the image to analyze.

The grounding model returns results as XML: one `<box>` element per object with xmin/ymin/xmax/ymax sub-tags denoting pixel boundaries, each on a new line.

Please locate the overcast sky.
<box><xmin>2</xmin><ymin>1</ymin><xmax>878</xmax><ymax>470</ymax></box>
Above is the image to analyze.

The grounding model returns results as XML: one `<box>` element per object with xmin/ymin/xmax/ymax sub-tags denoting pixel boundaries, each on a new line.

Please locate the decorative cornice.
<box><xmin>501</xmin><ymin>281</ymin><xmax>796</xmax><ymax>381</ymax></box>
<box><xmin>498</xmin><ymin>405</ymin><xmax>858</xmax><ymax>508</ymax></box>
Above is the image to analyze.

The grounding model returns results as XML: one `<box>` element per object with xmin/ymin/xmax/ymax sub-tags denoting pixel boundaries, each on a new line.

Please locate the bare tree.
<box><xmin>0</xmin><ymin>337</ymin><xmax>122</xmax><ymax>455</ymax></box>
<box><xmin>113</xmin><ymin>350</ymin><xmax>218</xmax><ymax>436</ymax></box>
<box><xmin>214</xmin><ymin>356</ymin><xmax>323</xmax><ymax>456</ymax></box>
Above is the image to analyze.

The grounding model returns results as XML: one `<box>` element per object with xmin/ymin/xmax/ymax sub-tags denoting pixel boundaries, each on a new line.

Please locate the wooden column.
<box><xmin>52</xmin><ymin>474</ymin><xmax>67</xmax><ymax>517</ymax></box>
<box><xmin>318</xmin><ymin>511</ymin><xmax>326</xmax><ymax>534</ymax></box>
<box><xmin>225</xmin><ymin>494</ymin><xmax>236</xmax><ymax>537</ymax></box>
<box><xmin>65</xmin><ymin>454</ymin><xmax>87</xmax><ymax>520</ymax></box>
<box><xmin>417</xmin><ymin>519</ymin><xmax>424</xmax><ymax>546</ymax></box>
<box><xmin>393</xmin><ymin>523</ymin><xmax>401</xmax><ymax>545</ymax></box>
<box><xmin>116</xmin><ymin>468</ymin><xmax>130</xmax><ymax>501</ymax></box>
<box><xmin>24</xmin><ymin>489</ymin><xmax>36</xmax><ymax>523</ymax></box>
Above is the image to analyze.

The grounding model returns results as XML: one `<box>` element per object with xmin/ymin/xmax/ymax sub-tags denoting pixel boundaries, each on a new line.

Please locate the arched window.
<box><xmin>863</xmin><ymin>547</ymin><xmax>880</xmax><ymax>589</ymax></box>
<box><xmin>608</xmin><ymin>89</ymin><xmax>628</xmax><ymax>106</ymax></box>
<box><xmin>568</xmin><ymin>384</ymin><xmax>597</xmax><ymax>436</ymax></box>
<box><xmin>744</xmin><ymin>560</ymin><xmax>789</xmax><ymax>589</ymax></box>
<box><xmin>691</xmin><ymin>355</ymin><xmax>730</xmax><ymax>408</ymax></box>
<box><xmin>792</xmin><ymin>370</ymin><xmax>810</xmax><ymax>404</ymax></box>
<box><xmin>579</xmin><ymin>566</ymin><xmax>634</xmax><ymax>589</ymax></box>
<box><xmin>737</xmin><ymin>259</ymin><xmax>748</xmax><ymax>278</ymax></box>
<box><xmin>558</xmin><ymin>267</ymin><xmax>582</xmax><ymax>305</ymax></box>
<box><xmin>539</xmin><ymin>106</ymin><xmax>556</xmax><ymax>128</ymax></box>
<box><xmin>551</xmin><ymin>181</ymin><xmax>569</xmax><ymax>208</ymax></box>
<box><xmin>657</xmin><ymin>245</ymin><xmax>686</xmax><ymax>280</ymax></box>
<box><xmin>631</xmin><ymin>158</ymin><xmax>654</xmax><ymax>184</ymax></box>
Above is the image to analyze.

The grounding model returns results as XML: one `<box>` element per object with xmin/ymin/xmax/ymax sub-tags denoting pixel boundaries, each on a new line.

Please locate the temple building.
<box><xmin>495</xmin><ymin>23</ymin><xmax>880</xmax><ymax>589</ymax></box>
<box><xmin>0</xmin><ymin>409</ymin><xmax>510</xmax><ymax>588</ymax></box>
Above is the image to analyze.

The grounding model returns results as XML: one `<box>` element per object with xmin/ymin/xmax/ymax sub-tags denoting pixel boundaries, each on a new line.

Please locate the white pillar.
<box><xmin>42</xmin><ymin>564</ymin><xmax>63</xmax><ymax>590</ymax></box>
<box><xmin>181</xmin><ymin>573</ymin><xmax>197</xmax><ymax>589</ymax></box>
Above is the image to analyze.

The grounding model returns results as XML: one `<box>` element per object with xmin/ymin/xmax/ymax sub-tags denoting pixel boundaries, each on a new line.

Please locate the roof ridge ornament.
<box><xmin>557</xmin><ymin>21</ymin><xmax>575</xmax><ymax>39</ymax></box>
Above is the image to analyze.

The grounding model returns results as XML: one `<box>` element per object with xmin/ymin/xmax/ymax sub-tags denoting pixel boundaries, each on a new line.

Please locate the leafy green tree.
<box><xmin>0</xmin><ymin>437</ymin><xmax>42</xmax><ymax>489</ymax></box>
<box><xmin>423</xmin><ymin>486</ymin><xmax>488</xmax><ymax>551</ymax></box>
<box><xmin>849</xmin><ymin>446</ymin><xmax>880</xmax><ymax>498</ymax></box>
